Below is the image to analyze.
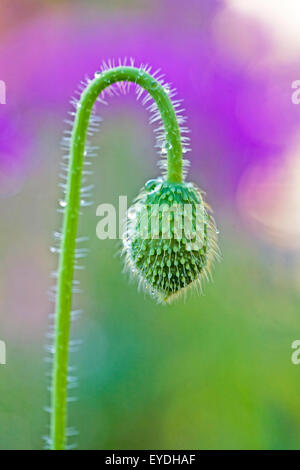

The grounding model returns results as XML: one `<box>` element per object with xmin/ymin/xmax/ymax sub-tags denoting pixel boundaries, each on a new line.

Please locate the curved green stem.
<box><xmin>50</xmin><ymin>66</ymin><xmax>183</xmax><ymax>450</ymax></box>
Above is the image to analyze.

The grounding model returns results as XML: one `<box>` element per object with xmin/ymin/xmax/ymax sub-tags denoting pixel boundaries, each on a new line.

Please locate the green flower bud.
<box><xmin>123</xmin><ymin>178</ymin><xmax>220</xmax><ymax>303</ymax></box>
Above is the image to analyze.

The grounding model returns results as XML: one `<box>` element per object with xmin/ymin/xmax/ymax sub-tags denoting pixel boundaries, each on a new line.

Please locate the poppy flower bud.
<box><xmin>123</xmin><ymin>178</ymin><xmax>220</xmax><ymax>302</ymax></box>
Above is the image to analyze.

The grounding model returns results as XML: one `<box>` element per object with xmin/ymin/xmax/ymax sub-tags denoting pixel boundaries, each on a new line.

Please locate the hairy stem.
<box><xmin>50</xmin><ymin>66</ymin><xmax>183</xmax><ymax>450</ymax></box>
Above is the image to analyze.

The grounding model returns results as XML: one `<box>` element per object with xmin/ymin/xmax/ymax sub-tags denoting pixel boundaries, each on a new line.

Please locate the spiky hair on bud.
<box><xmin>123</xmin><ymin>178</ymin><xmax>220</xmax><ymax>303</ymax></box>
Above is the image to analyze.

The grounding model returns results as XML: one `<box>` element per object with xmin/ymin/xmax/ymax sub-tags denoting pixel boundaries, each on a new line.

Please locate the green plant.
<box><xmin>50</xmin><ymin>61</ymin><xmax>219</xmax><ymax>450</ymax></box>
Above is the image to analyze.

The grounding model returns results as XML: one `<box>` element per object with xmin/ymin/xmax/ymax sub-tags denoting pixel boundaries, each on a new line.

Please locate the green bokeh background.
<box><xmin>0</xmin><ymin>107</ymin><xmax>299</xmax><ymax>449</ymax></box>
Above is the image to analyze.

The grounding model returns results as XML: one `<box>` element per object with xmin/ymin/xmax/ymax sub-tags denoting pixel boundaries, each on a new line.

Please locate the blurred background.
<box><xmin>1</xmin><ymin>0</ymin><xmax>300</xmax><ymax>450</ymax></box>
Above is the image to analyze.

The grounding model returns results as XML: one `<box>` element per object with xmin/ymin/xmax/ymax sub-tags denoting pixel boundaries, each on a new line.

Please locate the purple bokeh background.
<box><xmin>1</xmin><ymin>0</ymin><xmax>300</xmax><ymax>201</ymax></box>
